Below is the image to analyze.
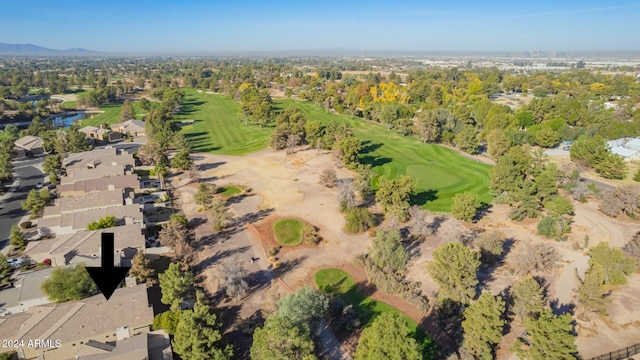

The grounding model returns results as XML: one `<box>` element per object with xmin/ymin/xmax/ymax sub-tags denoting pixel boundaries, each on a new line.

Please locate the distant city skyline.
<box><xmin>2</xmin><ymin>0</ymin><xmax>640</xmax><ymax>53</ymax></box>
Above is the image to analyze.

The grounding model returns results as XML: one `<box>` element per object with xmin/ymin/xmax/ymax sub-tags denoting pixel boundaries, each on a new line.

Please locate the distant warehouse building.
<box><xmin>610</xmin><ymin>146</ymin><xmax>640</xmax><ymax>161</ymax></box>
<box><xmin>606</xmin><ymin>137</ymin><xmax>640</xmax><ymax>161</ymax></box>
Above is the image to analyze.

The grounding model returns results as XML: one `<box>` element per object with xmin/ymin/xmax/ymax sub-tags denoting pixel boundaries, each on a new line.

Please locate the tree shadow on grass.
<box><xmin>319</xmin><ymin>277</ymin><xmax>348</xmax><ymax>294</ymax></box>
<box><xmin>360</xmin><ymin>140</ymin><xmax>383</xmax><ymax>155</ymax></box>
<box><xmin>359</xmin><ymin>155</ymin><xmax>392</xmax><ymax>167</ymax></box>
<box><xmin>410</xmin><ymin>189</ymin><xmax>438</xmax><ymax>206</ymax></box>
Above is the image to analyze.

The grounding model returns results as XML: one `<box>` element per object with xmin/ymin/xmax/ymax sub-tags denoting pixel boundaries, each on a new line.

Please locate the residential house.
<box><xmin>0</xmin><ymin>268</ymin><xmax>55</xmax><ymax>315</ymax></box>
<box><xmin>57</xmin><ymin>174</ymin><xmax>140</xmax><ymax>197</ymax></box>
<box><xmin>74</xmin><ymin>330</ymin><xmax>173</xmax><ymax>360</ymax></box>
<box><xmin>41</xmin><ymin>189</ymin><xmax>135</xmax><ymax>218</ymax></box>
<box><xmin>79</xmin><ymin>125</ymin><xmax>123</xmax><ymax>142</ymax></box>
<box><xmin>110</xmin><ymin>119</ymin><xmax>146</xmax><ymax>137</ymax></box>
<box><xmin>63</xmin><ymin>148</ymin><xmax>135</xmax><ymax>170</ymax></box>
<box><xmin>14</xmin><ymin>135</ymin><xmax>44</xmax><ymax>156</ymax></box>
<box><xmin>61</xmin><ymin>164</ymin><xmax>131</xmax><ymax>185</ymax></box>
<box><xmin>37</xmin><ymin>203</ymin><xmax>143</xmax><ymax>235</ymax></box>
<box><xmin>0</xmin><ymin>284</ymin><xmax>154</xmax><ymax>360</ymax></box>
<box><xmin>24</xmin><ymin>223</ymin><xmax>145</xmax><ymax>267</ymax></box>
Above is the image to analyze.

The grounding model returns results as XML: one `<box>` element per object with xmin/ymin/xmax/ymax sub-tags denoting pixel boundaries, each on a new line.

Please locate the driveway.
<box><xmin>0</xmin><ymin>157</ymin><xmax>46</xmax><ymax>254</ymax></box>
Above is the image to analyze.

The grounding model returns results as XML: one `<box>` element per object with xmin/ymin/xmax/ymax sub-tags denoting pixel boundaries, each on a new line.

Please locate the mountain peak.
<box><xmin>0</xmin><ymin>43</ymin><xmax>98</xmax><ymax>55</ymax></box>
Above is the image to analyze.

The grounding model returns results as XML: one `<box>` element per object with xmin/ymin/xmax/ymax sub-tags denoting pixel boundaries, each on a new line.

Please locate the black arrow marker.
<box><xmin>85</xmin><ymin>232</ymin><xmax>131</xmax><ymax>300</ymax></box>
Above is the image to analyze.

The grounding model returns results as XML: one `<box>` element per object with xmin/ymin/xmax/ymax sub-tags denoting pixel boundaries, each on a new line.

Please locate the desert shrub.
<box><xmin>623</xmin><ymin>231</ymin><xmax>640</xmax><ymax>265</ymax></box>
<box><xmin>319</xmin><ymin>168</ymin><xmax>337</xmax><ymax>188</ymax></box>
<box><xmin>474</xmin><ymin>230</ymin><xmax>505</xmax><ymax>264</ymax></box>
<box><xmin>267</xmin><ymin>247</ymin><xmax>279</xmax><ymax>257</ymax></box>
<box><xmin>508</xmin><ymin>242</ymin><xmax>562</xmax><ymax>275</ymax></box>
<box><xmin>537</xmin><ymin>216</ymin><xmax>571</xmax><ymax>238</ymax></box>
<box><xmin>303</xmin><ymin>224</ymin><xmax>321</xmax><ymax>245</ymax></box>
<box><xmin>345</xmin><ymin>207</ymin><xmax>376</xmax><ymax>233</ymax></box>
<box><xmin>599</xmin><ymin>184</ymin><xmax>640</xmax><ymax>217</ymax></box>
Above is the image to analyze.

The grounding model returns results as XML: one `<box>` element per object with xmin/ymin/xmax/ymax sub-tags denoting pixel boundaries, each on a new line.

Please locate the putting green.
<box><xmin>273</xmin><ymin>218</ymin><xmax>304</xmax><ymax>246</ymax></box>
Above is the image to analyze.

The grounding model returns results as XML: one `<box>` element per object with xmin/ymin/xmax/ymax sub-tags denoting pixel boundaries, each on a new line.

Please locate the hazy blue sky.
<box><xmin>2</xmin><ymin>0</ymin><xmax>639</xmax><ymax>52</ymax></box>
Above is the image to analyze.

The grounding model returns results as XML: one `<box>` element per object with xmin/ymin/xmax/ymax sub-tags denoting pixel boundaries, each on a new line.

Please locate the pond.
<box><xmin>49</xmin><ymin>113</ymin><xmax>85</xmax><ymax>129</ymax></box>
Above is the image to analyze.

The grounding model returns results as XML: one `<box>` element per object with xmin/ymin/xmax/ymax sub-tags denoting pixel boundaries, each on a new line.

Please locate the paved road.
<box><xmin>0</xmin><ymin>157</ymin><xmax>46</xmax><ymax>254</ymax></box>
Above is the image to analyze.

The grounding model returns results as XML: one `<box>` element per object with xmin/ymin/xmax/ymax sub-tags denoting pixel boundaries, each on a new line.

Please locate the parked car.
<box><xmin>35</xmin><ymin>182</ymin><xmax>43</xmax><ymax>189</ymax></box>
<box><xmin>7</xmin><ymin>258</ymin><xmax>24</xmax><ymax>268</ymax></box>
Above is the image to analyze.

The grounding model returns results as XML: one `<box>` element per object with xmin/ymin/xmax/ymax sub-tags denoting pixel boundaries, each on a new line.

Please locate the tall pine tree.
<box><xmin>462</xmin><ymin>292</ymin><xmax>506</xmax><ymax>360</ymax></box>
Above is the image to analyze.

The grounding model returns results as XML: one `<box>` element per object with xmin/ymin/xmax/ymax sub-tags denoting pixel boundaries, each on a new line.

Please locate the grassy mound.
<box><xmin>314</xmin><ymin>268</ymin><xmax>417</xmax><ymax>331</ymax></box>
<box><xmin>217</xmin><ymin>185</ymin><xmax>243</xmax><ymax>197</ymax></box>
<box><xmin>273</xmin><ymin>218</ymin><xmax>304</xmax><ymax>246</ymax></box>
<box><xmin>314</xmin><ymin>268</ymin><xmax>435</xmax><ymax>355</ymax></box>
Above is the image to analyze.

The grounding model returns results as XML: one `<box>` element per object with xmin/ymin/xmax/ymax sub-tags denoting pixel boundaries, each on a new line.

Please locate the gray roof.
<box><xmin>61</xmin><ymin>164</ymin><xmax>128</xmax><ymax>184</ymax></box>
<box><xmin>37</xmin><ymin>204</ymin><xmax>143</xmax><ymax>233</ymax></box>
<box><xmin>0</xmin><ymin>284</ymin><xmax>153</xmax><ymax>349</ymax></box>
<box><xmin>57</xmin><ymin>174</ymin><xmax>140</xmax><ymax>194</ymax></box>
<box><xmin>25</xmin><ymin>224</ymin><xmax>145</xmax><ymax>264</ymax></box>
<box><xmin>14</xmin><ymin>135</ymin><xmax>43</xmax><ymax>150</ymax></box>
<box><xmin>63</xmin><ymin>148</ymin><xmax>135</xmax><ymax>170</ymax></box>
<box><xmin>76</xmin><ymin>334</ymin><xmax>148</xmax><ymax>359</ymax></box>
<box><xmin>0</xmin><ymin>268</ymin><xmax>55</xmax><ymax>314</ymax></box>
<box><xmin>43</xmin><ymin>189</ymin><xmax>128</xmax><ymax>217</ymax></box>
<box><xmin>110</xmin><ymin>120</ymin><xmax>146</xmax><ymax>133</ymax></box>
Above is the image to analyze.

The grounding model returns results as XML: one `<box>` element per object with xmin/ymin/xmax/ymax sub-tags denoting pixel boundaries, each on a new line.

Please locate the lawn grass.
<box><xmin>217</xmin><ymin>185</ymin><xmax>242</xmax><ymax>197</ymax></box>
<box><xmin>314</xmin><ymin>268</ymin><xmax>434</xmax><ymax>355</ymax></box>
<box><xmin>175</xmin><ymin>89</ymin><xmax>272</xmax><ymax>155</ymax></box>
<box><xmin>275</xmin><ymin>99</ymin><xmax>492</xmax><ymax>212</ymax></box>
<box><xmin>80</xmin><ymin>102</ymin><xmax>145</xmax><ymax>127</ymax></box>
<box><xmin>80</xmin><ymin>104</ymin><xmax>122</xmax><ymax>127</ymax></box>
<box><xmin>273</xmin><ymin>218</ymin><xmax>304</xmax><ymax>246</ymax></box>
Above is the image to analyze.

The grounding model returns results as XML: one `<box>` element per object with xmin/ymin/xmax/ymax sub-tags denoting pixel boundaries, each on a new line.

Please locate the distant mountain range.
<box><xmin>0</xmin><ymin>43</ymin><xmax>98</xmax><ymax>55</ymax></box>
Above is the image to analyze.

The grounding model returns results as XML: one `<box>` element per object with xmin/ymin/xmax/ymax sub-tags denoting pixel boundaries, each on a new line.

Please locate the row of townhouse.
<box><xmin>0</xmin><ymin>147</ymin><xmax>173</xmax><ymax>360</ymax></box>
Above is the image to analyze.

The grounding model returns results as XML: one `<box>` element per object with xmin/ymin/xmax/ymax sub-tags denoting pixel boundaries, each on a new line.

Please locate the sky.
<box><xmin>1</xmin><ymin>0</ymin><xmax>640</xmax><ymax>53</ymax></box>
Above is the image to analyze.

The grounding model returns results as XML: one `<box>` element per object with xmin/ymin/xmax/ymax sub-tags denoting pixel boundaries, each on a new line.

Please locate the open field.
<box><xmin>176</xmin><ymin>89</ymin><xmax>272</xmax><ymax>155</ymax></box>
<box><xmin>276</xmin><ymin>99</ymin><xmax>492</xmax><ymax>212</ymax></box>
<box><xmin>273</xmin><ymin>218</ymin><xmax>304</xmax><ymax>246</ymax></box>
